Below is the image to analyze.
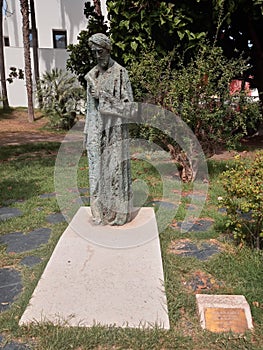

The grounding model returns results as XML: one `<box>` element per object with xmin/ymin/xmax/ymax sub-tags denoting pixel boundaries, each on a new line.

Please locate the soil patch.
<box><xmin>0</xmin><ymin>109</ymin><xmax>65</xmax><ymax>146</ymax></box>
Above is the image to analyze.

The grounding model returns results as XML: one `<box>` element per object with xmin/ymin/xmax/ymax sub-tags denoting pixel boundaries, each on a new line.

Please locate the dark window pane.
<box><xmin>53</xmin><ymin>30</ymin><xmax>67</xmax><ymax>49</ymax></box>
<box><xmin>4</xmin><ymin>37</ymin><xmax>9</xmax><ymax>46</ymax></box>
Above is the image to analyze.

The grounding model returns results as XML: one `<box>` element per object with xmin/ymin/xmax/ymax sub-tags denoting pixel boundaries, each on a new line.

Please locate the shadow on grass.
<box><xmin>0</xmin><ymin>107</ymin><xmax>17</xmax><ymax>120</ymax></box>
<box><xmin>0</xmin><ymin>142</ymin><xmax>61</xmax><ymax>161</ymax></box>
<box><xmin>0</xmin><ymin>178</ymin><xmax>41</xmax><ymax>203</ymax></box>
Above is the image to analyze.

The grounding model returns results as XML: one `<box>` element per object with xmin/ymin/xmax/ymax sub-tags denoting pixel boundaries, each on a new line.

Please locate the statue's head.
<box><xmin>88</xmin><ymin>33</ymin><xmax>111</xmax><ymax>69</ymax></box>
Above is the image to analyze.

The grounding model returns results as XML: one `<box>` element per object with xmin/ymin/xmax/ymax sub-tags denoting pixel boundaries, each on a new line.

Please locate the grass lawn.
<box><xmin>0</xmin><ymin>142</ymin><xmax>262</xmax><ymax>350</ymax></box>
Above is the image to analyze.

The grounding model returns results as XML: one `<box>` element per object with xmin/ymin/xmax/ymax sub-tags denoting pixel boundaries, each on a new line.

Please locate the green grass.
<box><xmin>0</xmin><ymin>143</ymin><xmax>263</xmax><ymax>349</ymax></box>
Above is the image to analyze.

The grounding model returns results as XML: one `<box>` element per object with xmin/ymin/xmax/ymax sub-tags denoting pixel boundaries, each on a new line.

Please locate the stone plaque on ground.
<box><xmin>19</xmin><ymin>207</ymin><xmax>170</xmax><ymax>329</ymax></box>
<box><xmin>196</xmin><ymin>294</ymin><xmax>253</xmax><ymax>333</ymax></box>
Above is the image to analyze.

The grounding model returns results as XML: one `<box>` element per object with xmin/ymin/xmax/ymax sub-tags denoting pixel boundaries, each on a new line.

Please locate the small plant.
<box><xmin>38</xmin><ymin>69</ymin><xmax>85</xmax><ymax>130</ymax></box>
<box><xmin>220</xmin><ymin>151</ymin><xmax>263</xmax><ymax>249</ymax></box>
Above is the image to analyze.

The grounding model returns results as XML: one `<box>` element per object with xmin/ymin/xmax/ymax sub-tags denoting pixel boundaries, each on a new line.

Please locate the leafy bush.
<box><xmin>130</xmin><ymin>46</ymin><xmax>262</xmax><ymax>156</ymax></box>
<box><xmin>220</xmin><ymin>151</ymin><xmax>263</xmax><ymax>249</ymax></box>
<box><xmin>38</xmin><ymin>69</ymin><xmax>85</xmax><ymax>130</ymax></box>
<box><xmin>107</xmin><ymin>0</ymin><xmax>206</xmax><ymax>66</ymax></box>
<box><xmin>129</xmin><ymin>46</ymin><xmax>262</xmax><ymax>181</ymax></box>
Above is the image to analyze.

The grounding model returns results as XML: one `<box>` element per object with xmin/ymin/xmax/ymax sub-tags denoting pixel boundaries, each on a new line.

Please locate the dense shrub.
<box><xmin>220</xmin><ymin>151</ymin><xmax>263</xmax><ymax>249</ymax></box>
<box><xmin>38</xmin><ymin>69</ymin><xmax>85</xmax><ymax>130</ymax></box>
<box><xmin>130</xmin><ymin>46</ymin><xmax>262</xmax><ymax>156</ymax></box>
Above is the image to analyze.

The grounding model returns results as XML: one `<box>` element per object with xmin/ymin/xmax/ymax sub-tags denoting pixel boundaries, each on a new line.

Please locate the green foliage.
<box><xmin>67</xmin><ymin>2</ymin><xmax>108</xmax><ymax>86</ymax></box>
<box><xmin>129</xmin><ymin>45</ymin><xmax>263</xmax><ymax>156</ymax></box>
<box><xmin>220</xmin><ymin>151</ymin><xmax>263</xmax><ymax>249</ymax></box>
<box><xmin>67</xmin><ymin>0</ymin><xmax>210</xmax><ymax>83</ymax></box>
<box><xmin>38</xmin><ymin>69</ymin><xmax>85</xmax><ymax>130</ymax></box>
<box><xmin>107</xmin><ymin>0</ymin><xmax>207</xmax><ymax>65</ymax></box>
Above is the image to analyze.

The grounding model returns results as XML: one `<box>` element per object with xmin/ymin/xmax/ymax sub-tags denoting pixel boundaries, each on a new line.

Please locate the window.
<box><xmin>53</xmin><ymin>30</ymin><xmax>67</xmax><ymax>49</ymax></box>
<box><xmin>4</xmin><ymin>37</ymin><xmax>10</xmax><ymax>46</ymax></box>
<box><xmin>29</xmin><ymin>29</ymin><xmax>39</xmax><ymax>48</ymax></box>
<box><xmin>29</xmin><ymin>30</ymin><xmax>32</xmax><ymax>47</ymax></box>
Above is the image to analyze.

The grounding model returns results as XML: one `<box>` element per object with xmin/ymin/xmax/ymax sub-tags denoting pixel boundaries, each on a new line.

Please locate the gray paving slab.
<box><xmin>19</xmin><ymin>207</ymin><xmax>170</xmax><ymax>329</ymax></box>
<box><xmin>46</xmin><ymin>213</ymin><xmax>66</xmax><ymax>224</ymax></box>
<box><xmin>0</xmin><ymin>269</ymin><xmax>22</xmax><ymax>312</ymax></box>
<box><xmin>147</xmin><ymin>201</ymin><xmax>178</xmax><ymax>210</ymax></box>
<box><xmin>20</xmin><ymin>256</ymin><xmax>42</xmax><ymax>267</ymax></box>
<box><xmin>170</xmin><ymin>241</ymin><xmax>220</xmax><ymax>260</ymax></box>
<box><xmin>0</xmin><ymin>228</ymin><xmax>51</xmax><ymax>253</ymax></box>
<box><xmin>0</xmin><ymin>341</ymin><xmax>30</xmax><ymax>350</ymax></box>
<box><xmin>39</xmin><ymin>193</ymin><xmax>56</xmax><ymax>199</ymax></box>
<box><xmin>0</xmin><ymin>207</ymin><xmax>22</xmax><ymax>221</ymax></box>
<box><xmin>176</xmin><ymin>219</ymin><xmax>213</xmax><ymax>232</ymax></box>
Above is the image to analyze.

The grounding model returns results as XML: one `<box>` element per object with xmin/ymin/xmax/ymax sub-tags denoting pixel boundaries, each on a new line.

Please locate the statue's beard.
<box><xmin>98</xmin><ymin>57</ymin><xmax>109</xmax><ymax>69</ymax></box>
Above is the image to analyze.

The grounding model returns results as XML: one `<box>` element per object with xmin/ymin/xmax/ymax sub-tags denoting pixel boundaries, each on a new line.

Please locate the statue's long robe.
<box><xmin>84</xmin><ymin>61</ymin><xmax>133</xmax><ymax>225</ymax></box>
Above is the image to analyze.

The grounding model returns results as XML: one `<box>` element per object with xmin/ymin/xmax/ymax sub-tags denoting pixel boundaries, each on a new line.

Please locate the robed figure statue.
<box><xmin>84</xmin><ymin>33</ymin><xmax>133</xmax><ymax>225</ymax></box>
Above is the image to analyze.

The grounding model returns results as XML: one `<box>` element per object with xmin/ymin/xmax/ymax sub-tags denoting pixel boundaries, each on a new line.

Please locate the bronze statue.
<box><xmin>84</xmin><ymin>33</ymin><xmax>133</xmax><ymax>225</ymax></box>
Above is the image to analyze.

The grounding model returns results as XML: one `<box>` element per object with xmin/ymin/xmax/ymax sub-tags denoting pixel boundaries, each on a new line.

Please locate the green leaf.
<box><xmin>131</xmin><ymin>41</ymin><xmax>138</xmax><ymax>51</ymax></box>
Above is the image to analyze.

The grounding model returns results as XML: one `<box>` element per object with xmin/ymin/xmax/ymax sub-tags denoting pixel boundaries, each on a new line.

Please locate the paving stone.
<box><xmin>186</xmin><ymin>204</ymin><xmax>197</xmax><ymax>211</ymax></box>
<box><xmin>0</xmin><ymin>228</ymin><xmax>51</xmax><ymax>253</ymax></box>
<box><xmin>176</xmin><ymin>219</ymin><xmax>213</xmax><ymax>232</ymax></box>
<box><xmin>0</xmin><ymin>341</ymin><xmax>30</xmax><ymax>350</ymax></box>
<box><xmin>80</xmin><ymin>196</ymin><xmax>90</xmax><ymax>205</ymax></box>
<box><xmin>186</xmin><ymin>193</ymin><xmax>207</xmax><ymax>201</ymax></box>
<box><xmin>78</xmin><ymin>187</ymin><xmax>89</xmax><ymax>195</ymax></box>
<box><xmin>170</xmin><ymin>240</ymin><xmax>220</xmax><ymax>261</ymax></box>
<box><xmin>74</xmin><ymin>196</ymin><xmax>90</xmax><ymax>205</ymax></box>
<box><xmin>219</xmin><ymin>208</ymin><xmax>253</xmax><ymax>220</ymax></box>
<box><xmin>238</xmin><ymin>210</ymin><xmax>253</xmax><ymax>221</ymax></box>
<box><xmin>3</xmin><ymin>199</ymin><xmax>24</xmax><ymax>206</ymax></box>
<box><xmin>39</xmin><ymin>193</ymin><xmax>56</xmax><ymax>199</ymax></box>
<box><xmin>186</xmin><ymin>271</ymin><xmax>223</xmax><ymax>293</ymax></box>
<box><xmin>20</xmin><ymin>256</ymin><xmax>42</xmax><ymax>267</ymax></box>
<box><xmin>0</xmin><ymin>207</ymin><xmax>22</xmax><ymax>221</ymax></box>
<box><xmin>67</xmin><ymin>187</ymin><xmax>89</xmax><ymax>194</ymax></box>
<box><xmin>36</xmin><ymin>207</ymin><xmax>44</xmax><ymax>212</ymax></box>
<box><xmin>0</xmin><ymin>269</ymin><xmax>22</xmax><ymax>312</ymax></box>
<box><xmin>218</xmin><ymin>207</ymin><xmax>227</xmax><ymax>214</ymax></box>
<box><xmin>147</xmin><ymin>201</ymin><xmax>178</xmax><ymax>210</ymax></box>
<box><xmin>46</xmin><ymin>213</ymin><xmax>66</xmax><ymax>224</ymax></box>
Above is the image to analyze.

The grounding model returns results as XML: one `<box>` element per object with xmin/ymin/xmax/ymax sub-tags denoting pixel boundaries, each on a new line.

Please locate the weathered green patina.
<box><xmin>84</xmin><ymin>33</ymin><xmax>133</xmax><ymax>225</ymax></box>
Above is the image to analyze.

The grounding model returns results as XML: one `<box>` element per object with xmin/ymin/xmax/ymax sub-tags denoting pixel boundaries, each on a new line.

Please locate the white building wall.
<box><xmin>2</xmin><ymin>0</ymin><xmax>108</xmax><ymax>107</ymax></box>
<box><xmin>3</xmin><ymin>1</ymin><xmax>23</xmax><ymax>47</ymax></box>
<box><xmin>4</xmin><ymin>47</ymin><xmax>70</xmax><ymax>107</ymax></box>
<box><xmin>35</xmin><ymin>0</ymin><xmax>88</xmax><ymax>48</ymax></box>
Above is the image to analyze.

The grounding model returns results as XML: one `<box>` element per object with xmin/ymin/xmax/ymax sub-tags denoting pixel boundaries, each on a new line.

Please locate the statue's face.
<box><xmin>91</xmin><ymin>45</ymin><xmax>110</xmax><ymax>69</ymax></box>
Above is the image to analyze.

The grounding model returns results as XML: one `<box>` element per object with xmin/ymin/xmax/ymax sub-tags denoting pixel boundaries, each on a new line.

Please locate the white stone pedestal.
<box><xmin>19</xmin><ymin>207</ymin><xmax>170</xmax><ymax>329</ymax></box>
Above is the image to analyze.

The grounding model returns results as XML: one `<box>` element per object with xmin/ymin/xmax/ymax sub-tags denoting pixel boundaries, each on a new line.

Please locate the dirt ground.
<box><xmin>0</xmin><ymin>109</ymin><xmax>262</xmax><ymax>160</ymax></box>
<box><xmin>0</xmin><ymin>109</ymin><xmax>65</xmax><ymax>146</ymax></box>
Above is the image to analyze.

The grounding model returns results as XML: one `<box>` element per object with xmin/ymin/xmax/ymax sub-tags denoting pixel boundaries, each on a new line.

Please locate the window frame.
<box><xmin>52</xmin><ymin>30</ymin><xmax>67</xmax><ymax>49</ymax></box>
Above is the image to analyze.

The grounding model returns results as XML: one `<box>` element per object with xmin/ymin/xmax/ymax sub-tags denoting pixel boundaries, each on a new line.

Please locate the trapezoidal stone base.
<box><xmin>19</xmin><ymin>207</ymin><xmax>170</xmax><ymax>329</ymax></box>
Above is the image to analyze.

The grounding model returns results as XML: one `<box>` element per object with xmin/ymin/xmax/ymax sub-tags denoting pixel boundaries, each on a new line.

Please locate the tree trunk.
<box><xmin>29</xmin><ymin>0</ymin><xmax>42</xmax><ymax>107</ymax></box>
<box><xmin>20</xmin><ymin>0</ymin><xmax>35</xmax><ymax>122</ymax></box>
<box><xmin>0</xmin><ymin>0</ymin><xmax>9</xmax><ymax>110</ymax></box>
